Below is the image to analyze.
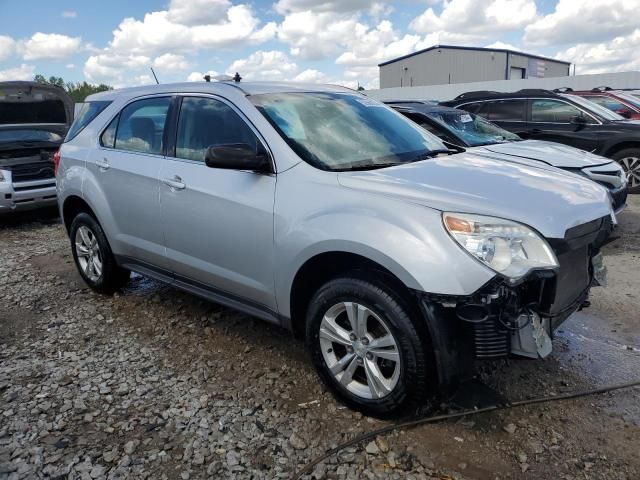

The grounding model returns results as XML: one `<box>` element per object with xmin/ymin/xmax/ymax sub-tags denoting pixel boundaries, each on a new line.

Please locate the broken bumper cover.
<box><xmin>423</xmin><ymin>215</ymin><xmax>613</xmax><ymax>360</ymax></box>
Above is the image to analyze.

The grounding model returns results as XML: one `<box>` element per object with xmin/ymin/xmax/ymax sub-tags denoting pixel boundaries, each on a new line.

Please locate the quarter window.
<box><xmin>100</xmin><ymin>115</ymin><xmax>118</xmax><ymax>148</ymax></box>
<box><xmin>114</xmin><ymin>97</ymin><xmax>171</xmax><ymax>154</ymax></box>
<box><xmin>531</xmin><ymin>99</ymin><xmax>591</xmax><ymax>123</ymax></box>
<box><xmin>175</xmin><ymin>97</ymin><xmax>259</xmax><ymax>162</ymax></box>
<box><xmin>481</xmin><ymin>100</ymin><xmax>525</xmax><ymax>121</ymax></box>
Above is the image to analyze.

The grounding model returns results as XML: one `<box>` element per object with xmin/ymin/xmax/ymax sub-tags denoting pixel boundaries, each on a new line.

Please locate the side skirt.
<box><xmin>116</xmin><ymin>255</ymin><xmax>286</xmax><ymax>328</ymax></box>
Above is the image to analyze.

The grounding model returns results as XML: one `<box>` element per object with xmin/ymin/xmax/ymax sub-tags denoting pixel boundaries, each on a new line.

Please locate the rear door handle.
<box><xmin>96</xmin><ymin>158</ymin><xmax>110</xmax><ymax>171</ymax></box>
<box><xmin>162</xmin><ymin>175</ymin><xmax>186</xmax><ymax>190</ymax></box>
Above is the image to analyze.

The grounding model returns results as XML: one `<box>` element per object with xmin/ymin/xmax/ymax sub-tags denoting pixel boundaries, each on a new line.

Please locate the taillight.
<box><xmin>53</xmin><ymin>150</ymin><xmax>61</xmax><ymax>175</ymax></box>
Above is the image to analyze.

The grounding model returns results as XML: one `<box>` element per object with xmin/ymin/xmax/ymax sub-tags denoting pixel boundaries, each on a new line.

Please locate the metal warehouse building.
<box><xmin>378</xmin><ymin>45</ymin><xmax>571</xmax><ymax>89</ymax></box>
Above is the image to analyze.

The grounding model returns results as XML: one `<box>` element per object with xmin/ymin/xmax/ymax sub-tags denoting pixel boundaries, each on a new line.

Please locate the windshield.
<box><xmin>0</xmin><ymin>129</ymin><xmax>63</xmax><ymax>143</ymax></box>
<box><xmin>429</xmin><ymin>110</ymin><xmax>520</xmax><ymax>146</ymax></box>
<box><xmin>561</xmin><ymin>94</ymin><xmax>624</xmax><ymax>121</ymax></box>
<box><xmin>250</xmin><ymin>92</ymin><xmax>447</xmax><ymax>171</ymax></box>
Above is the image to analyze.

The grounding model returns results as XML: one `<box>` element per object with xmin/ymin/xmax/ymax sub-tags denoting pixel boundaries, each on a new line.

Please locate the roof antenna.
<box><xmin>150</xmin><ymin>67</ymin><xmax>160</xmax><ymax>85</ymax></box>
<box><xmin>233</xmin><ymin>72</ymin><xmax>242</xmax><ymax>82</ymax></box>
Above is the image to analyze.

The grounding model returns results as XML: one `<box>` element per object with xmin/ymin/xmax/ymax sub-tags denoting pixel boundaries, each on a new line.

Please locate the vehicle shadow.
<box><xmin>0</xmin><ymin>207</ymin><xmax>61</xmax><ymax>230</ymax></box>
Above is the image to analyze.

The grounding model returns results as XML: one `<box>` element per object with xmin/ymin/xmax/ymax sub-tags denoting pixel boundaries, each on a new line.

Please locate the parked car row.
<box><xmin>442</xmin><ymin>88</ymin><xmax>640</xmax><ymax>193</ymax></box>
<box><xmin>56</xmin><ymin>81</ymin><xmax>615</xmax><ymax>415</ymax></box>
<box><xmin>386</xmin><ymin>100</ymin><xmax>628</xmax><ymax>210</ymax></box>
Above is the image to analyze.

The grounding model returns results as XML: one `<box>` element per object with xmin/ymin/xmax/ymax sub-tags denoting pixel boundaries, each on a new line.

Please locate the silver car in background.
<box><xmin>57</xmin><ymin>81</ymin><xmax>614</xmax><ymax>416</ymax></box>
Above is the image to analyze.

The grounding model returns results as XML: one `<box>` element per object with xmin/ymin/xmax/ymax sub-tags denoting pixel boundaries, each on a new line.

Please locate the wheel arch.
<box><xmin>62</xmin><ymin>195</ymin><xmax>99</xmax><ymax>233</ymax></box>
<box><xmin>604</xmin><ymin>141</ymin><xmax>640</xmax><ymax>158</ymax></box>
<box><xmin>287</xmin><ymin>250</ymin><xmax>422</xmax><ymax>340</ymax></box>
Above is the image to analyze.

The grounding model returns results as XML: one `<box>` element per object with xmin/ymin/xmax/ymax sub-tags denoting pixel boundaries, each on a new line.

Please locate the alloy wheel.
<box><xmin>620</xmin><ymin>156</ymin><xmax>640</xmax><ymax>188</ymax></box>
<box><xmin>319</xmin><ymin>301</ymin><xmax>401</xmax><ymax>400</ymax></box>
<box><xmin>75</xmin><ymin>225</ymin><xmax>103</xmax><ymax>282</ymax></box>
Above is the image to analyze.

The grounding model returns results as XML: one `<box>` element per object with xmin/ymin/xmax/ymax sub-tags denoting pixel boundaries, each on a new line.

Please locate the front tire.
<box><xmin>70</xmin><ymin>213</ymin><xmax>130</xmax><ymax>294</ymax></box>
<box><xmin>612</xmin><ymin>148</ymin><xmax>640</xmax><ymax>193</ymax></box>
<box><xmin>306</xmin><ymin>276</ymin><xmax>432</xmax><ymax>417</ymax></box>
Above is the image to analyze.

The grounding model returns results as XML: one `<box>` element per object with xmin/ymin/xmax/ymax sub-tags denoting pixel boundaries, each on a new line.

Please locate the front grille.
<box><xmin>552</xmin><ymin>246</ymin><xmax>590</xmax><ymax>314</ymax></box>
<box><xmin>472</xmin><ymin>318</ymin><xmax>510</xmax><ymax>359</ymax></box>
<box><xmin>10</xmin><ymin>163</ymin><xmax>55</xmax><ymax>182</ymax></box>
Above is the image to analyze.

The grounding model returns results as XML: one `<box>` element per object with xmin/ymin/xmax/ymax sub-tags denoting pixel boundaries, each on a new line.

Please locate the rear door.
<box><xmin>462</xmin><ymin>99</ymin><xmax>528</xmax><ymax>136</ymax></box>
<box><xmin>159</xmin><ymin>95</ymin><xmax>277</xmax><ymax>310</ymax></box>
<box><xmin>526</xmin><ymin>98</ymin><xmax>600</xmax><ymax>151</ymax></box>
<box><xmin>93</xmin><ymin>96</ymin><xmax>172</xmax><ymax>268</ymax></box>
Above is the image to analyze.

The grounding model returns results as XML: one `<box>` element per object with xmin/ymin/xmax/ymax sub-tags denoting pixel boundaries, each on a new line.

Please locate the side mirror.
<box><xmin>205</xmin><ymin>143</ymin><xmax>271</xmax><ymax>173</ymax></box>
<box><xmin>570</xmin><ymin>115</ymin><xmax>587</xmax><ymax>129</ymax></box>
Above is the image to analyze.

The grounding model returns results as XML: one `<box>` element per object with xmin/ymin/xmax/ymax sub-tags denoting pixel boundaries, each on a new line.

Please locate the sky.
<box><xmin>0</xmin><ymin>0</ymin><xmax>638</xmax><ymax>89</ymax></box>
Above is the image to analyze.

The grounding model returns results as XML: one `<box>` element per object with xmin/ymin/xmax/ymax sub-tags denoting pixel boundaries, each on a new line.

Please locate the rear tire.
<box><xmin>306</xmin><ymin>276</ymin><xmax>433</xmax><ymax>417</ymax></box>
<box><xmin>70</xmin><ymin>213</ymin><xmax>130</xmax><ymax>294</ymax></box>
<box><xmin>612</xmin><ymin>148</ymin><xmax>640</xmax><ymax>193</ymax></box>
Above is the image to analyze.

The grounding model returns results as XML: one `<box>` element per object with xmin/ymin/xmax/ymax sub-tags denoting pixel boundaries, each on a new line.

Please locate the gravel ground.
<box><xmin>1</xmin><ymin>199</ymin><xmax>639</xmax><ymax>480</ymax></box>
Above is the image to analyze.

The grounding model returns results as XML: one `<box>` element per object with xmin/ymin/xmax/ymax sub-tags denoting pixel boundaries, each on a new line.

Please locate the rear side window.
<box><xmin>65</xmin><ymin>101</ymin><xmax>111</xmax><ymax>142</ymax></box>
<box><xmin>481</xmin><ymin>100</ymin><xmax>525</xmax><ymax>121</ymax></box>
<box><xmin>531</xmin><ymin>99</ymin><xmax>591</xmax><ymax>123</ymax></box>
<box><xmin>100</xmin><ymin>115</ymin><xmax>119</xmax><ymax>148</ymax></box>
<box><xmin>114</xmin><ymin>97</ymin><xmax>171</xmax><ymax>154</ymax></box>
<box><xmin>174</xmin><ymin>97</ymin><xmax>258</xmax><ymax>162</ymax></box>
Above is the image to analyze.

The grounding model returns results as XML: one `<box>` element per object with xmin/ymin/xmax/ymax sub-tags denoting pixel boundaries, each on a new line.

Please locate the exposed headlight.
<box><xmin>443</xmin><ymin>212</ymin><xmax>559</xmax><ymax>280</ymax></box>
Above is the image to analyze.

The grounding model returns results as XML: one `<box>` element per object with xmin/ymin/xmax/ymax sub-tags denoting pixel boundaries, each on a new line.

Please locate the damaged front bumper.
<box><xmin>422</xmin><ymin>214</ymin><xmax>613</xmax><ymax>361</ymax></box>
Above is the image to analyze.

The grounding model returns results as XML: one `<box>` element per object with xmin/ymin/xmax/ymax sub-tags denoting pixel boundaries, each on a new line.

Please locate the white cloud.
<box><xmin>187</xmin><ymin>70</ymin><xmax>219</xmax><ymax>82</ymax></box>
<box><xmin>109</xmin><ymin>4</ymin><xmax>274</xmax><ymax>56</ymax></box>
<box><xmin>167</xmin><ymin>0</ymin><xmax>230</xmax><ymax>25</ymax></box>
<box><xmin>0</xmin><ymin>64</ymin><xmax>35</xmax><ymax>82</ymax></box>
<box><xmin>226</xmin><ymin>50</ymin><xmax>298</xmax><ymax>81</ymax></box>
<box><xmin>411</xmin><ymin>0</ymin><xmax>537</xmax><ymax>38</ymax></box>
<box><xmin>555</xmin><ymin>29</ymin><xmax>640</xmax><ymax>74</ymax></box>
<box><xmin>62</xmin><ymin>11</ymin><xmax>77</xmax><ymax>19</ymax></box>
<box><xmin>524</xmin><ymin>0</ymin><xmax>640</xmax><ymax>46</ymax></box>
<box><xmin>20</xmin><ymin>33</ymin><xmax>82</xmax><ymax>60</ymax></box>
<box><xmin>153</xmin><ymin>53</ymin><xmax>190</xmax><ymax>71</ymax></box>
<box><xmin>293</xmin><ymin>68</ymin><xmax>330</xmax><ymax>83</ymax></box>
<box><xmin>66</xmin><ymin>63</ymin><xmax>76</xmax><ymax>69</ymax></box>
<box><xmin>484</xmin><ymin>41</ymin><xmax>520</xmax><ymax>51</ymax></box>
<box><xmin>0</xmin><ymin>35</ymin><xmax>15</xmax><ymax>61</ymax></box>
<box><xmin>274</xmin><ymin>0</ymin><xmax>380</xmax><ymax>14</ymax></box>
<box><xmin>84</xmin><ymin>53</ymin><xmax>151</xmax><ymax>87</ymax></box>
<box><xmin>278</xmin><ymin>11</ymin><xmax>361</xmax><ymax>60</ymax></box>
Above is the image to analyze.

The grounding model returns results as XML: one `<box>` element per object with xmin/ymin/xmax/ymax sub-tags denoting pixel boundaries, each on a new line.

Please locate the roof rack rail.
<box><xmin>553</xmin><ymin>87</ymin><xmax>573</xmax><ymax>93</ymax></box>
<box><xmin>591</xmin><ymin>86</ymin><xmax>613</xmax><ymax>92</ymax></box>
<box><xmin>453</xmin><ymin>90</ymin><xmax>500</xmax><ymax>100</ymax></box>
<box><xmin>514</xmin><ymin>88</ymin><xmax>556</xmax><ymax>95</ymax></box>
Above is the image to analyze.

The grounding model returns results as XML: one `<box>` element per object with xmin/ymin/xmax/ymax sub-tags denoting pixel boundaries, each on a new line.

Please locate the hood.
<box><xmin>0</xmin><ymin>81</ymin><xmax>73</xmax><ymax>133</ymax></box>
<box><xmin>474</xmin><ymin>140</ymin><xmax>612</xmax><ymax>169</ymax></box>
<box><xmin>338</xmin><ymin>152</ymin><xmax>613</xmax><ymax>240</ymax></box>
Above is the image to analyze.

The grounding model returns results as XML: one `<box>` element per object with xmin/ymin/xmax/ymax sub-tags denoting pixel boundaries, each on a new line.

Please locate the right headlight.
<box><xmin>443</xmin><ymin>212</ymin><xmax>559</xmax><ymax>280</ymax></box>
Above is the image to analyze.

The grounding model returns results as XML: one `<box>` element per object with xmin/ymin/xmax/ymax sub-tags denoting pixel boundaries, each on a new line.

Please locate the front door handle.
<box><xmin>163</xmin><ymin>175</ymin><xmax>186</xmax><ymax>190</ymax></box>
<box><xmin>96</xmin><ymin>158</ymin><xmax>110</xmax><ymax>171</ymax></box>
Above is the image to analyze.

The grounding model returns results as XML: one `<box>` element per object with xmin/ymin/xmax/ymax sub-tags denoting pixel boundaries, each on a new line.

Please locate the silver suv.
<box><xmin>58</xmin><ymin>81</ymin><xmax>614</xmax><ymax>416</ymax></box>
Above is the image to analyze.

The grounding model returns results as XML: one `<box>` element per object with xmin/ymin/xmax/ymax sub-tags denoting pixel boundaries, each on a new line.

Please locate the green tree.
<box><xmin>33</xmin><ymin>74</ymin><xmax>113</xmax><ymax>102</ymax></box>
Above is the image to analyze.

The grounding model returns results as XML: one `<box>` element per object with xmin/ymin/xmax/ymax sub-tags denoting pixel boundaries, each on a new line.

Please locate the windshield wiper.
<box><xmin>335</xmin><ymin>162</ymin><xmax>403</xmax><ymax>171</ymax></box>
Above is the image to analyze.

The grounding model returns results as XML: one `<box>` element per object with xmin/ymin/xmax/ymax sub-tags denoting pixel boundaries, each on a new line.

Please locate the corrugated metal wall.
<box><xmin>368</xmin><ymin>71</ymin><xmax>640</xmax><ymax>102</ymax></box>
<box><xmin>379</xmin><ymin>48</ymin><xmax>570</xmax><ymax>88</ymax></box>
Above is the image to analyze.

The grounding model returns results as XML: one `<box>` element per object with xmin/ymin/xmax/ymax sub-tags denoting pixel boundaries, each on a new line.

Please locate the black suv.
<box><xmin>443</xmin><ymin>89</ymin><xmax>640</xmax><ymax>192</ymax></box>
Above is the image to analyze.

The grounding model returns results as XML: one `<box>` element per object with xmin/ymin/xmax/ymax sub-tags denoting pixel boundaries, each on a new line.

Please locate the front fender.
<box><xmin>273</xmin><ymin>167</ymin><xmax>495</xmax><ymax>318</ymax></box>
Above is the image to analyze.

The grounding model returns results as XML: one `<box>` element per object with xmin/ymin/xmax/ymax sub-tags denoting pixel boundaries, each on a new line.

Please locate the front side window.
<box><xmin>531</xmin><ymin>99</ymin><xmax>592</xmax><ymax>123</ymax></box>
<box><xmin>250</xmin><ymin>92</ymin><xmax>447</xmax><ymax>171</ymax></box>
<box><xmin>430</xmin><ymin>111</ymin><xmax>521</xmax><ymax>146</ymax></box>
<box><xmin>482</xmin><ymin>100</ymin><xmax>526</xmax><ymax>121</ymax></box>
<box><xmin>114</xmin><ymin>97</ymin><xmax>171</xmax><ymax>154</ymax></box>
<box><xmin>175</xmin><ymin>97</ymin><xmax>259</xmax><ymax>162</ymax></box>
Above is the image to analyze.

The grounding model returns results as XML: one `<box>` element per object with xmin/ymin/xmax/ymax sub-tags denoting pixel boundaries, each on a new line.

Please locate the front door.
<box><xmin>92</xmin><ymin>96</ymin><xmax>172</xmax><ymax>268</ymax></box>
<box><xmin>526</xmin><ymin>98</ymin><xmax>600</xmax><ymax>151</ymax></box>
<box><xmin>159</xmin><ymin>95</ymin><xmax>277</xmax><ymax>310</ymax></box>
